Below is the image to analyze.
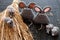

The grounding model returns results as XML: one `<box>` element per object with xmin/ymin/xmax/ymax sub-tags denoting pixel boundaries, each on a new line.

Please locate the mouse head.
<box><xmin>7</xmin><ymin>6</ymin><xmax>15</xmax><ymax>18</ymax></box>
<box><xmin>18</xmin><ymin>2</ymin><xmax>36</xmax><ymax>20</ymax></box>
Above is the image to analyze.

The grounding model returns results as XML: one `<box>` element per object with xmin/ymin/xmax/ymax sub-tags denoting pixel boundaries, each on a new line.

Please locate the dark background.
<box><xmin>0</xmin><ymin>0</ymin><xmax>60</xmax><ymax>40</ymax></box>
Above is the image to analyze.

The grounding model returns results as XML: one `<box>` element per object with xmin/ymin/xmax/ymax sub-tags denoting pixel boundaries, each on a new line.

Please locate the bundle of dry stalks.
<box><xmin>0</xmin><ymin>0</ymin><xmax>33</xmax><ymax>40</ymax></box>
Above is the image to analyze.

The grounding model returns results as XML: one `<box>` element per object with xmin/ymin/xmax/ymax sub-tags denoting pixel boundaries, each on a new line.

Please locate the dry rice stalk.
<box><xmin>0</xmin><ymin>0</ymin><xmax>34</xmax><ymax>40</ymax></box>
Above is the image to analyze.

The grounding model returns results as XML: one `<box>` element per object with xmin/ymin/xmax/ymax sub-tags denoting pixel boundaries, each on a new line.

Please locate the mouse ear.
<box><xmin>34</xmin><ymin>6</ymin><xmax>42</xmax><ymax>13</ymax></box>
<box><xmin>28</xmin><ymin>2</ymin><xmax>36</xmax><ymax>9</ymax></box>
<box><xmin>19</xmin><ymin>2</ymin><xmax>26</xmax><ymax>8</ymax></box>
<box><xmin>43</xmin><ymin>7</ymin><xmax>51</xmax><ymax>13</ymax></box>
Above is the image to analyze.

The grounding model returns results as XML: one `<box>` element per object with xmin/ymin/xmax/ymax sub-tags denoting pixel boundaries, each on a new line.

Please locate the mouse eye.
<box><xmin>19</xmin><ymin>2</ymin><xmax>26</xmax><ymax>8</ymax></box>
<box><xmin>34</xmin><ymin>6</ymin><xmax>42</xmax><ymax>13</ymax></box>
<box><xmin>28</xmin><ymin>2</ymin><xmax>36</xmax><ymax>9</ymax></box>
<box><xmin>43</xmin><ymin>7</ymin><xmax>51</xmax><ymax>13</ymax></box>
